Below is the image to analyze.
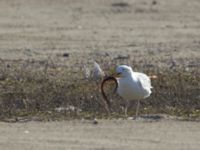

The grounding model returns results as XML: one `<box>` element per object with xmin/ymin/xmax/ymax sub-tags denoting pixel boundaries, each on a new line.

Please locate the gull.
<box><xmin>102</xmin><ymin>65</ymin><xmax>154</xmax><ymax>119</ymax></box>
<box><xmin>83</xmin><ymin>61</ymin><xmax>105</xmax><ymax>81</ymax></box>
<box><xmin>91</xmin><ymin>61</ymin><xmax>105</xmax><ymax>81</ymax></box>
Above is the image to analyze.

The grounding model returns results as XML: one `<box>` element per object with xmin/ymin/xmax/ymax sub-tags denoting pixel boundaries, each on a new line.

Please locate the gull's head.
<box><xmin>115</xmin><ymin>65</ymin><xmax>132</xmax><ymax>78</ymax></box>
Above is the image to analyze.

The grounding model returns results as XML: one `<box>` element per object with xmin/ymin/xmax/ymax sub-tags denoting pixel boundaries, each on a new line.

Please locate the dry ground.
<box><xmin>0</xmin><ymin>0</ymin><xmax>200</xmax><ymax>149</ymax></box>
<box><xmin>0</xmin><ymin>118</ymin><xmax>200</xmax><ymax>150</ymax></box>
<box><xmin>0</xmin><ymin>0</ymin><xmax>200</xmax><ymax>63</ymax></box>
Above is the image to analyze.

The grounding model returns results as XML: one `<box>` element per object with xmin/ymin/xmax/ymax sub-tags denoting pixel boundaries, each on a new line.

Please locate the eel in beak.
<box><xmin>100</xmin><ymin>76</ymin><xmax>118</xmax><ymax>111</ymax></box>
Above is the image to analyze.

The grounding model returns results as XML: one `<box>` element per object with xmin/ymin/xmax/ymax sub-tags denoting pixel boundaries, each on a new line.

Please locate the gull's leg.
<box><xmin>124</xmin><ymin>100</ymin><xmax>129</xmax><ymax>118</ymax></box>
<box><xmin>135</xmin><ymin>99</ymin><xmax>140</xmax><ymax>120</ymax></box>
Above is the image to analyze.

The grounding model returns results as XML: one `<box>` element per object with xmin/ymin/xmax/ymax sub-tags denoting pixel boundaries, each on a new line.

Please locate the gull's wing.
<box><xmin>135</xmin><ymin>72</ymin><xmax>153</xmax><ymax>90</ymax></box>
<box><xmin>83</xmin><ymin>61</ymin><xmax>105</xmax><ymax>80</ymax></box>
<box><xmin>92</xmin><ymin>61</ymin><xmax>105</xmax><ymax>80</ymax></box>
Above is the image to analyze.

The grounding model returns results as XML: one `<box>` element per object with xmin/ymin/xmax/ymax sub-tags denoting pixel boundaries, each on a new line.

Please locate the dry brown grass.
<box><xmin>0</xmin><ymin>0</ymin><xmax>200</xmax><ymax>121</ymax></box>
<box><xmin>0</xmin><ymin>55</ymin><xmax>199</xmax><ymax>121</ymax></box>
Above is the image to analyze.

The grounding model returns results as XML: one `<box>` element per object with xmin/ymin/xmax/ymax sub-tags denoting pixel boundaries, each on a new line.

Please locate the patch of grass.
<box><xmin>0</xmin><ymin>56</ymin><xmax>199</xmax><ymax>121</ymax></box>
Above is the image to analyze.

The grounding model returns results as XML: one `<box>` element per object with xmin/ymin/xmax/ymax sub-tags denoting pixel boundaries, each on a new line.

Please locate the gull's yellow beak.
<box><xmin>112</xmin><ymin>72</ymin><xmax>122</xmax><ymax>78</ymax></box>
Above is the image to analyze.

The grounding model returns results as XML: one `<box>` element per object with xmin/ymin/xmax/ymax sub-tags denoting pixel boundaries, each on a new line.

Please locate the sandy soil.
<box><xmin>0</xmin><ymin>119</ymin><xmax>200</xmax><ymax>150</ymax></box>
<box><xmin>0</xmin><ymin>0</ymin><xmax>200</xmax><ymax>62</ymax></box>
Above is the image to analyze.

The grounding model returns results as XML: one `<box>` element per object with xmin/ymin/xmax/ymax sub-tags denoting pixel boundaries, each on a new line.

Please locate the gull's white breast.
<box><xmin>117</xmin><ymin>72</ymin><xmax>152</xmax><ymax>100</ymax></box>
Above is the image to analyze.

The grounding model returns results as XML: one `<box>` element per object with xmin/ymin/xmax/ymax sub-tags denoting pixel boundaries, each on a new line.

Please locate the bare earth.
<box><xmin>0</xmin><ymin>0</ymin><xmax>200</xmax><ymax>62</ymax></box>
<box><xmin>0</xmin><ymin>0</ymin><xmax>200</xmax><ymax>149</ymax></box>
<box><xmin>0</xmin><ymin>119</ymin><xmax>200</xmax><ymax>150</ymax></box>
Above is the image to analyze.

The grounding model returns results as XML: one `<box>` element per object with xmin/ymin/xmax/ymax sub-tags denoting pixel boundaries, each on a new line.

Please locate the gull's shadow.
<box><xmin>141</xmin><ymin>114</ymin><xmax>163</xmax><ymax>120</ymax></box>
<box><xmin>129</xmin><ymin>114</ymin><xmax>165</xmax><ymax>122</ymax></box>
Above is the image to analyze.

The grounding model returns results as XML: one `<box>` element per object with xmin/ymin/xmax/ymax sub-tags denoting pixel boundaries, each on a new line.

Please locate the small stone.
<box><xmin>93</xmin><ymin>118</ymin><xmax>98</xmax><ymax>125</ymax></box>
<box><xmin>152</xmin><ymin>0</ymin><xmax>157</xmax><ymax>5</ymax></box>
<box><xmin>63</xmin><ymin>53</ymin><xmax>69</xmax><ymax>57</ymax></box>
<box><xmin>24</xmin><ymin>130</ymin><xmax>30</xmax><ymax>134</ymax></box>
